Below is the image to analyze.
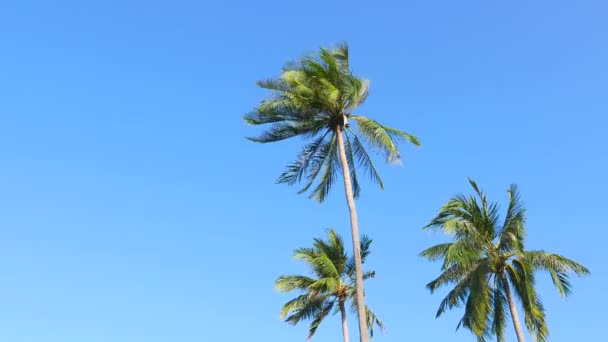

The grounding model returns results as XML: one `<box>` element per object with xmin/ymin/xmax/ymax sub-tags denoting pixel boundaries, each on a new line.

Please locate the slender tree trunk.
<box><xmin>336</xmin><ymin>125</ymin><xmax>368</xmax><ymax>342</ymax></box>
<box><xmin>339</xmin><ymin>299</ymin><xmax>350</xmax><ymax>342</ymax></box>
<box><xmin>502</xmin><ymin>273</ymin><xmax>526</xmax><ymax>342</ymax></box>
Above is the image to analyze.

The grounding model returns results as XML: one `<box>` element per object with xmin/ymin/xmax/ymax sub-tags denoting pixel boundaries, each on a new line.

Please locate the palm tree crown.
<box><xmin>245</xmin><ymin>43</ymin><xmax>420</xmax><ymax>202</ymax></box>
<box><xmin>420</xmin><ymin>179</ymin><xmax>590</xmax><ymax>342</ymax></box>
<box><xmin>276</xmin><ymin>229</ymin><xmax>384</xmax><ymax>340</ymax></box>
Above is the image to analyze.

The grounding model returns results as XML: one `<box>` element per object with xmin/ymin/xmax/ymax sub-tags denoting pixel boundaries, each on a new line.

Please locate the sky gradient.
<box><xmin>1</xmin><ymin>1</ymin><xmax>606</xmax><ymax>341</ymax></box>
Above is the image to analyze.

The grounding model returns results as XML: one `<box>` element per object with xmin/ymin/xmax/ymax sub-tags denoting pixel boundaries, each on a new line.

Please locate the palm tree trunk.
<box><xmin>502</xmin><ymin>273</ymin><xmax>526</xmax><ymax>342</ymax></box>
<box><xmin>336</xmin><ymin>125</ymin><xmax>368</xmax><ymax>342</ymax></box>
<box><xmin>339</xmin><ymin>299</ymin><xmax>350</xmax><ymax>342</ymax></box>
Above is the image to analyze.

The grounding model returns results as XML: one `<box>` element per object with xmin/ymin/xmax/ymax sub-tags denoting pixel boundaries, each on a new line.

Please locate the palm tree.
<box><xmin>276</xmin><ymin>229</ymin><xmax>384</xmax><ymax>342</ymax></box>
<box><xmin>245</xmin><ymin>43</ymin><xmax>419</xmax><ymax>342</ymax></box>
<box><xmin>420</xmin><ymin>179</ymin><xmax>590</xmax><ymax>342</ymax></box>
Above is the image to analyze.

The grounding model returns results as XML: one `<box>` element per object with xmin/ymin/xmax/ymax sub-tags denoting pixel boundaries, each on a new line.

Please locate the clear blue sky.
<box><xmin>1</xmin><ymin>1</ymin><xmax>606</xmax><ymax>341</ymax></box>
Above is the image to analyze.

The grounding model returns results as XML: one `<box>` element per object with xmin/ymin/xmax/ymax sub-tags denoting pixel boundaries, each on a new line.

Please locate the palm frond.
<box><xmin>442</xmin><ymin>239</ymin><xmax>483</xmax><ymax>271</ymax></box>
<box><xmin>347</xmin><ymin>128</ymin><xmax>384</xmax><ymax>189</ymax></box>
<box><xmin>459</xmin><ymin>261</ymin><xmax>492</xmax><ymax>338</ymax></box>
<box><xmin>307</xmin><ymin>300</ymin><xmax>335</xmax><ymax>339</ymax></box>
<box><xmin>346</xmin><ymin>234</ymin><xmax>373</xmax><ymax>276</ymax></box>
<box><xmin>524</xmin><ymin>251</ymin><xmax>590</xmax><ymax>276</ymax></box>
<box><xmin>349</xmin><ymin>297</ymin><xmax>386</xmax><ymax>338</ymax></box>
<box><xmin>423</xmin><ymin>197</ymin><xmax>478</xmax><ymax>239</ymax></box>
<box><xmin>472</xmin><ymin>287</ymin><xmax>496</xmax><ymax>335</ymax></box>
<box><xmin>365</xmin><ymin>305</ymin><xmax>385</xmax><ymax>338</ymax></box>
<box><xmin>419</xmin><ymin>243</ymin><xmax>453</xmax><ymax>261</ymax></box>
<box><xmin>296</xmin><ymin>134</ymin><xmax>337</xmax><ymax>196</ymax></box>
<box><xmin>294</xmin><ymin>247</ymin><xmax>339</xmax><ymax>279</ymax></box>
<box><xmin>524</xmin><ymin>250</ymin><xmax>590</xmax><ymax>298</ymax></box>
<box><xmin>498</xmin><ymin>184</ymin><xmax>526</xmax><ymax>252</ymax></box>
<box><xmin>257</xmin><ymin>78</ymin><xmax>291</xmax><ymax>92</ymax></box>
<box><xmin>426</xmin><ymin>263</ymin><xmax>471</xmax><ymax>292</ymax></box>
<box><xmin>308</xmin><ymin>277</ymin><xmax>340</xmax><ymax>295</ymax></box>
<box><xmin>275</xmin><ymin>275</ymin><xmax>316</xmax><ymax>293</ymax></box>
<box><xmin>350</xmin><ymin>115</ymin><xmax>419</xmax><ymax>164</ymax></box>
<box><xmin>434</xmin><ymin>269</ymin><xmax>474</xmax><ymax>317</ymax></box>
<box><xmin>491</xmin><ymin>274</ymin><xmax>508</xmax><ymax>342</ymax></box>
<box><xmin>313</xmin><ymin>229</ymin><xmax>347</xmax><ymax>275</ymax></box>
<box><xmin>362</xmin><ymin>270</ymin><xmax>376</xmax><ymax>279</ymax></box>
<box><xmin>282</xmin><ymin>294</ymin><xmax>325</xmax><ymax>322</ymax></box>
<box><xmin>247</xmin><ymin>121</ymin><xmax>325</xmax><ymax>143</ymax></box>
<box><xmin>246</xmin><ymin>97</ymin><xmax>321</xmax><ymax>124</ymax></box>
<box><xmin>293</xmin><ymin>247</ymin><xmax>318</xmax><ymax>261</ymax></box>
<box><xmin>277</xmin><ymin>131</ymin><xmax>332</xmax><ymax>185</ymax></box>
<box><xmin>309</xmin><ymin>136</ymin><xmax>339</xmax><ymax>203</ymax></box>
<box><xmin>311</xmin><ymin>253</ymin><xmax>341</xmax><ymax>279</ymax></box>
<box><xmin>360</xmin><ymin>234</ymin><xmax>373</xmax><ymax>261</ymax></box>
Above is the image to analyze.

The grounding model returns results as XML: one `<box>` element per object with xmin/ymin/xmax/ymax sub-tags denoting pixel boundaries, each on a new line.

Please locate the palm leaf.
<box><xmin>297</xmin><ymin>134</ymin><xmax>337</xmax><ymax>196</ymax></box>
<box><xmin>498</xmin><ymin>184</ymin><xmax>526</xmax><ymax>252</ymax></box>
<box><xmin>275</xmin><ymin>275</ymin><xmax>316</xmax><ymax>292</ymax></box>
<box><xmin>277</xmin><ymin>131</ymin><xmax>332</xmax><ymax>185</ymax></box>
<box><xmin>347</xmin><ymin>128</ymin><xmax>384</xmax><ymax>189</ymax></box>
<box><xmin>419</xmin><ymin>243</ymin><xmax>452</xmax><ymax>260</ymax></box>
<box><xmin>491</xmin><ymin>274</ymin><xmax>508</xmax><ymax>342</ymax></box>
<box><xmin>524</xmin><ymin>250</ymin><xmax>590</xmax><ymax>298</ymax></box>
<box><xmin>282</xmin><ymin>294</ymin><xmax>326</xmax><ymax>323</ymax></box>
<box><xmin>458</xmin><ymin>261</ymin><xmax>492</xmax><ymax>338</ymax></box>
<box><xmin>247</xmin><ymin>121</ymin><xmax>324</xmax><ymax>143</ymax></box>
<box><xmin>425</xmin><ymin>263</ymin><xmax>470</xmax><ymax>292</ymax></box>
<box><xmin>309</xmin><ymin>137</ymin><xmax>339</xmax><ymax>203</ymax></box>
<box><xmin>434</xmin><ymin>269</ymin><xmax>474</xmax><ymax>317</ymax></box>
<box><xmin>307</xmin><ymin>300</ymin><xmax>335</xmax><ymax>339</ymax></box>
<box><xmin>350</xmin><ymin>115</ymin><xmax>419</xmax><ymax>164</ymax></box>
<box><xmin>346</xmin><ymin>234</ymin><xmax>373</xmax><ymax>276</ymax></box>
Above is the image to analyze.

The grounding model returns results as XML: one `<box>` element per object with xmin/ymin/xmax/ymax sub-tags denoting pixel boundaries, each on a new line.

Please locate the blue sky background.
<box><xmin>1</xmin><ymin>0</ymin><xmax>606</xmax><ymax>341</ymax></box>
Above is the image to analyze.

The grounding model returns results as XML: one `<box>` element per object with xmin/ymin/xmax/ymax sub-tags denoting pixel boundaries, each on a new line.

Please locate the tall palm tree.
<box><xmin>245</xmin><ymin>43</ymin><xmax>419</xmax><ymax>342</ymax></box>
<box><xmin>420</xmin><ymin>179</ymin><xmax>590</xmax><ymax>342</ymax></box>
<box><xmin>276</xmin><ymin>229</ymin><xmax>384</xmax><ymax>342</ymax></box>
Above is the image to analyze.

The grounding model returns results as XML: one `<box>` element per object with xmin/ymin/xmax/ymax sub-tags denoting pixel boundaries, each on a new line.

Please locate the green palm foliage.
<box><xmin>244</xmin><ymin>43</ymin><xmax>419</xmax><ymax>202</ymax></box>
<box><xmin>276</xmin><ymin>229</ymin><xmax>384</xmax><ymax>341</ymax></box>
<box><xmin>246</xmin><ymin>43</ymin><xmax>418</xmax><ymax>342</ymax></box>
<box><xmin>421</xmin><ymin>179</ymin><xmax>590</xmax><ymax>342</ymax></box>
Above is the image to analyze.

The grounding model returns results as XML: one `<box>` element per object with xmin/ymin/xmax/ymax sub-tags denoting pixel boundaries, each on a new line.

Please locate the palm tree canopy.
<box><xmin>420</xmin><ymin>179</ymin><xmax>590</xmax><ymax>342</ymax></box>
<box><xmin>245</xmin><ymin>43</ymin><xmax>420</xmax><ymax>202</ymax></box>
<box><xmin>276</xmin><ymin>229</ymin><xmax>384</xmax><ymax>339</ymax></box>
